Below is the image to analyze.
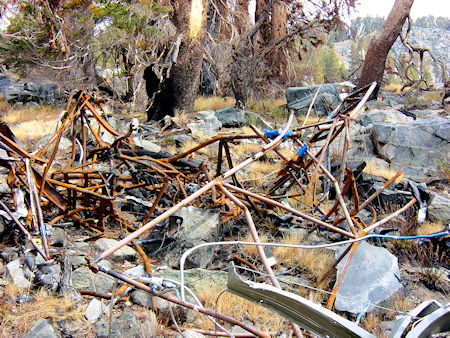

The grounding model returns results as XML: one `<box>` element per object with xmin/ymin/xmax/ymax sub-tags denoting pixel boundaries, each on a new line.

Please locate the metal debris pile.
<box><xmin>1</xmin><ymin>83</ymin><xmax>429</xmax><ymax>336</ymax></box>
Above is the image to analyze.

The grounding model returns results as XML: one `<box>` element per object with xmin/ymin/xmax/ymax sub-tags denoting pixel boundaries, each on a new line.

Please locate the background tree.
<box><xmin>357</xmin><ymin>0</ymin><xmax>414</xmax><ymax>96</ymax></box>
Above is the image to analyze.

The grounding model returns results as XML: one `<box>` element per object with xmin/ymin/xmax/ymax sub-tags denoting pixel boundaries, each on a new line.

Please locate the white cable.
<box><xmin>180</xmin><ymin>237</ymin><xmax>372</xmax><ymax>301</ymax></box>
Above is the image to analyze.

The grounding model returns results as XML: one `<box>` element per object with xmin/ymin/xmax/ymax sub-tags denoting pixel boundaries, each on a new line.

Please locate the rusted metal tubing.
<box><xmin>219</xmin><ymin>185</ymin><xmax>304</xmax><ymax>337</ymax></box>
<box><xmin>46</xmin><ymin>178</ymin><xmax>113</xmax><ymax>200</ymax></box>
<box><xmin>363</xmin><ymin>198</ymin><xmax>417</xmax><ymax>234</ymax></box>
<box><xmin>90</xmin><ymin>263</ymin><xmax>268</xmax><ymax>338</ymax></box>
<box><xmin>142</xmin><ymin>178</ymin><xmax>169</xmax><ymax>224</ymax></box>
<box><xmin>131</xmin><ymin>239</ymin><xmax>153</xmax><ymax>275</ymax></box>
<box><xmin>82</xmin><ymin>95</ymin><xmax>120</xmax><ymax>137</ymax></box>
<box><xmin>327</xmin><ymin>241</ymin><xmax>359</xmax><ymax>310</ymax></box>
<box><xmin>309</xmin><ymin>117</ymin><xmax>339</xmax><ymax>185</ymax></box>
<box><xmin>0</xmin><ymin>200</ymin><xmax>48</xmax><ymax>260</ymax></box>
<box><xmin>92</xmin><ymin>112</ymin><xmax>295</xmax><ymax>262</ymax></box>
<box><xmin>295</xmin><ymin>140</ymin><xmax>357</xmax><ymax>235</ymax></box>
<box><xmin>358</xmin><ymin>171</ymin><xmax>403</xmax><ymax>211</ymax></box>
<box><xmin>175</xmin><ymin>328</ymin><xmax>276</xmax><ymax>337</ymax></box>
<box><xmin>223</xmin><ymin>182</ymin><xmax>355</xmax><ymax>238</ymax></box>
<box><xmin>25</xmin><ymin>159</ymin><xmax>50</xmax><ymax>258</ymax></box>
<box><xmin>315</xmin><ymin>244</ymin><xmax>353</xmax><ymax>289</ymax></box>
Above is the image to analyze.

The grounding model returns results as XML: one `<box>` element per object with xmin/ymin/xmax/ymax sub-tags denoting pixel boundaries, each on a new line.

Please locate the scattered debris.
<box><xmin>0</xmin><ymin>82</ymin><xmax>448</xmax><ymax>336</ymax></box>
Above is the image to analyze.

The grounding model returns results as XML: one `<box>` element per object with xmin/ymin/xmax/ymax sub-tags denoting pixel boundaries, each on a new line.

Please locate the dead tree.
<box><xmin>357</xmin><ymin>0</ymin><xmax>414</xmax><ymax>97</ymax></box>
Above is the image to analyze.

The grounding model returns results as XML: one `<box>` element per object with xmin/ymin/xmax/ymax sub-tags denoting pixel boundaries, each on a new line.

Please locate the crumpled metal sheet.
<box><xmin>227</xmin><ymin>263</ymin><xmax>375</xmax><ymax>338</ymax></box>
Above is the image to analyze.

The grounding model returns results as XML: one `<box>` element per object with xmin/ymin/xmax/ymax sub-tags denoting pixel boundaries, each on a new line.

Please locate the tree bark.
<box><xmin>170</xmin><ymin>0</ymin><xmax>206</xmax><ymax>113</ymax></box>
<box><xmin>357</xmin><ymin>0</ymin><xmax>414</xmax><ymax>97</ymax></box>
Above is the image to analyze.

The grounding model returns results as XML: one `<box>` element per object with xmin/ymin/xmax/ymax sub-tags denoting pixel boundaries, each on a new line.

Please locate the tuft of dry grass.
<box><xmin>363</xmin><ymin>158</ymin><xmax>404</xmax><ymax>184</ymax></box>
<box><xmin>0</xmin><ymin>279</ymin><xmax>87</xmax><ymax>337</ymax></box>
<box><xmin>230</xmin><ymin>141</ymin><xmax>261</xmax><ymax>160</ymax></box>
<box><xmin>383</xmin><ymin>83</ymin><xmax>403</xmax><ymax>95</ymax></box>
<box><xmin>238</xmin><ymin>160</ymin><xmax>281</xmax><ymax>186</ymax></box>
<box><xmin>0</xmin><ymin>99</ymin><xmax>9</xmax><ymax>112</ymax></box>
<box><xmin>194</xmin><ymin>96</ymin><xmax>236</xmax><ymax>112</ymax></box>
<box><xmin>173</xmin><ymin>109</ymin><xmax>190</xmax><ymax>126</ymax></box>
<box><xmin>246</xmin><ymin>98</ymin><xmax>287</xmax><ymax>119</ymax></box>
<box><xmin>417</xmin><ymin>221</ymin><xmax>444</xmax><ymax>236</ymax></box>
<box><xmin>296</xmin><ymin>115</ymin><xmax>322</xmax><ymax>125</ymax></box>
<box><xmin>241</xmin><ymin>232</ymin><xmax>334</xmax><ymax>281</ymax></box>
<box><xmin>272</xmin><ymin>233</ymin><xmax>334</xmax><ymax>280</ymax></box>
<box><xmin>361</xmin><ymin>313</ymin><xmax>388</xmax><ymax>338</ymax></box>
<box><xmin>192</xmin><ymin>285</ymin><xmax>288</xmax><ymax>333</ymax></box>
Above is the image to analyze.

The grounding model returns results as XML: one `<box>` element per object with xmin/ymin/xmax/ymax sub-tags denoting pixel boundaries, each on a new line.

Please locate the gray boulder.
<box><xmin>427</xmin><ymin>192</ymin><xmax>450</xmax><ymax>224</ymax></box>
<box><xmin>285</xmin><ymin>84</ymin><xmax>341</xmax><ymax>115</ymax></box>
<box><xmin>215</xmin><ymin>107</ymin><xmax>247</xmax><ymax>127</ymax></box>
<box><xmin>334</xmin><ymin>241</ymin><xmax>402</xmax><ymax>314</ymax></box>
<box><xmin>6</xmin><ymin>258</ymin><xmax>32</xmax><ymax>288</ymax></box>
<box><xmin>0</xmin><ymin>74</ymin><xmax>62</xmax><ymax>105</ymax></box>
<box><xmin>188</xmin><ymin>116</ymin><xmax>222</xmax><ymax>136</ymax></box>
<box><xmin>71</xmin><ymin>266</ymin><xmax>115</xmax><ymax>294</ymax></box>
<box><xmin>93</xmin><ymin>238</ymin><xmax>138</xmax><ymax>262</ymax></box>
<box><xmin>156</xmin><ymin>206</ymin><xmax>221</xmax><ymax>268</ymax></box>
<box><xmin>24</xmin><ymin>318</ymin><xmax>60</xmax><ymax>338</ymax></box>
<box><xmin>372</xmin><ymin>118</ymin><xmax>450</xmax><ymax>181</ymax></box>
<box><xmin>93</xmin><ymin>312</ymin><xmax>142</xmax><ymax>338</ymax></box>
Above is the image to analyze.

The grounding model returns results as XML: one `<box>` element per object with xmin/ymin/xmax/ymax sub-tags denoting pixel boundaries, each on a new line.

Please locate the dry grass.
<box><xmin>2</xmin><ymin>105</ymin><xmax>60</xmax><ymax>124</ymax></box>
<box><xmin>296</xmin><ymin>115</ymin><xmax>322</xmax><ymax>125</ymax></box>
<box><xmin>230</xmin><ymin>141</ymin><xmax>261</xmax><ymax>160</ymax></box>
<box><xmin>363</xmin><ymin>158</ymin><xmax>404</xmax><ymax>184</ymax></box>
<box><xmin>173</xmin><ymin>109</ymin><xmax>190</xmax><ymax>126</ymax></box>
<box><xmin>361</xmin><ymin>313</ymin><xmax>388</xmax><ymax>338</ymax></box>
<box><xmin>238</xmin><ymin>160</ymin><xmax>282</xmax><ymax>186</ymax></box>
<box><xmin>10</xmin><ymin>120</ymin><xmax>58</xmax><ymax>142</ymax></box>
<box><xmin>417</xmin><ymin>221</ymin><xmax>444</xmax><ymax>235</ymax></box>
<box><xmin>272</xmin><ymin>233</ymin><xmax>334</xmax><ymax>280</ymax></box>
<box><xmin>0</xmin><ymin>279</ymin><xmax>87</xmax><ymax>337</ymax></box>
<box><xmin>194</xmin><ymin>96</ymin><xmax>235</xmax><ymax>112</ymax></box>
<box><xmin>0</xmin><ymin>99</ymin><xmax>9</xmax><ymax>112</ymax></box>
<box><xmin>246</xmin><ymin>98</ymin><xmax>287</xmax><ymax>120</ymax></box>
<box><xmin>241</xmin><ymin>232</ymin><xmax>333</xmax><ymax>281</ymax></box>
<box><xmin>192</xmin><ymin>285</ymin><xmax>288</xmax><ymax>333</ymax></box>
<box><xmin>1</xmin><ymin>105</ymin><xmax>61</xmax><ymax>142</ymax></box>
<box><xmin>383</xmin><ymin>83</ymin><xmax>403</xmax><ymax>95</ymax></box>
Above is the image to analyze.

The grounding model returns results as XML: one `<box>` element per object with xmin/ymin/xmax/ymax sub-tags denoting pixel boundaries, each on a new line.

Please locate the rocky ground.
<box><xmin>0</xmin><ymin>83</ymin><xmax>449</xmax><ymax>337</ymax></box>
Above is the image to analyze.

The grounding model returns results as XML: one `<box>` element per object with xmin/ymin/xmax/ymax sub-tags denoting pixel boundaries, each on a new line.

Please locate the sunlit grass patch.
<box><xmin>417</xmin><ymin>221</ymin><xmax>444</xmax><ymax>235</ymax></box>
<box><xmin>192</xmin><ymin>284</ymin><xmax>288</xmax><ymax>333</ymax></box>
<box><xmin>2</xmin><ymin>104</ymin><xmax>61</xmax><ymax>124</ymax></box>
<box><xmin>194</xmin><ymin>96</ymin><xmax>235</xmax><ymax>111</ymax></box>
<box><xmin>363</xmin><ymin>158</ymin><xmax>404</xmax><ymax>184</ymax></box>
<box><xmin>0</xmin><ymin>279</ymin><xmax>86</xmax><ymax>337</ymax></box>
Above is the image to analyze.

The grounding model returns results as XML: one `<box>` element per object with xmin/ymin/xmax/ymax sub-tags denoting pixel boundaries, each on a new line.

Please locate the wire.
<box><xmin>232</xmin><ymin>265</ymin><xmax>418</xmax><ymax>318</ymax></box>
<box><xmin>160</xmin><ymin>278</ymin><xmax>233</xmax><ymax>337</ymax></box>
<box><xmin>179</xmin><ymin>230</ymin><xmax>449</xmax><ymax>301</ymax></box>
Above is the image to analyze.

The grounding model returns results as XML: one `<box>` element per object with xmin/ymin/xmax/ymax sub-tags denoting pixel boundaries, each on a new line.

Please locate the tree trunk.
<box><xmin>170</xmin><ymin>0</ymin><xmax>206</xmax><ymax>113</ymax></box>
<box><xmin>357</xmin><ymin>0</ymin><xmax>414</xmax><ymax>97</ymax></box>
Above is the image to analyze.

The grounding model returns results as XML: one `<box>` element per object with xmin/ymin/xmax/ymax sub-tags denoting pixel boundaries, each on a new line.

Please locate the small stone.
<box><xmin>133</xmin><ymin>138</ymin><xmax>162</xmax><ymax>153</ymax></box>
<box><xmin>24</xmin><ymin>318</ymin><xmax>60</xmax><ymax>338</ymax></box>
<box><xmin>130</xmin><ymin>289</ymin><xmax>152</xmax><ymax>308</ymax></box>
<box><xmin>6</xmin><ymin>259</ymin><xmax>32</xmax><ymax>288</ymax></box>
<box><xmin>71</xmin><ymin>266</ymin><xmax>115</xmax><ymax>294</ymax></box>
<box><xmin>93</xmin><ymin>312</ymin><xmax>140</xmax><ymax>338</ymax></box>
<box><xmin>85</xmin><ymin>298</ymin><xmax>105</xmax><ymax>323</ymax></box>
<box><xmin>93</xmin><ymin>238</ymin><xmax>138</xmax><ymax>262</ymax></box>
<box><xmin>70</xmin><ymin>256</ymin><xmax>87</xmax><ymax>269</ymax></box>
<box><xmin>48</xmin><ymin>227</ymin><xmax>66</xmax><ymax>247</ymax></box>
<box><xmin>216</xmin><ymin>107</ymin><xmax>247</xmax><ymax>127</ymax></box>
<box><xmin>140</xmin><ymin>311</ymin><xmax>158</xmax><ymax>337</ymax></box>
<box><xmin>1</xmin><ymin>247</ymin><xmax>19</xmax><ymax>263</ymax></box>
